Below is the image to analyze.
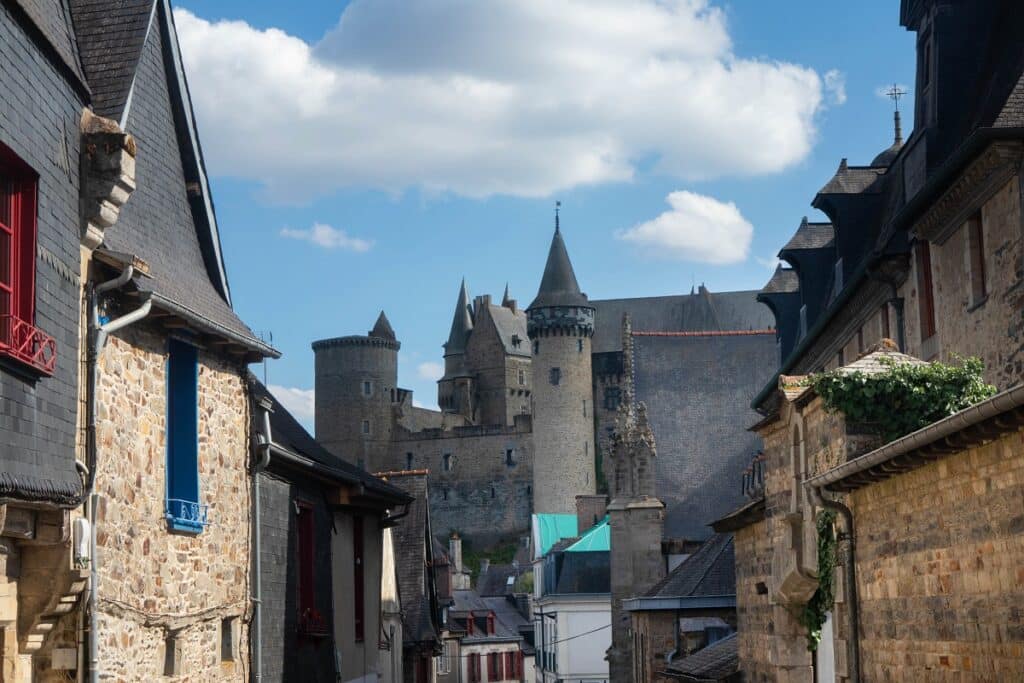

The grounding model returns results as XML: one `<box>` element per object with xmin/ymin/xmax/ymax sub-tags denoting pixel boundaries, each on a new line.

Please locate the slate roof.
<box><xmin>779</xmin><ymin>218</ymin><xmax>834</xmax><ymax>253</ymax></box>
<box><xmin>451</xmin><ymin>590</ymin><xmax>523</xmax><ymax>643</ymax></box>
<box><xmin>834</xmin><ymin>340</ymin><xmax>926</xmax><ymax>378</ymax></box>
<box><xmin>378</xmin><ymin>471</ymin><xmax>440</xmax><ymax>646</ymax></box>
<box><xmin>529</xmin><ymin>228</ymin><xmax>590</xmax><ymax>309</ymax></box>
<box><xmin>477</xmin><ymin>564</ymin><xmax>518</xmax><ymax>597</ymax></box>
<box><xmin>591</xmin><ymin>288</ymin><xmax>774</xmax><ymax>353</ymax></box>
<box><xmin>487</xmin><ymin>304</ymin><xmax>530</xmax><ymax>358</ymax></box>
<box><xmin>643</xmin><ymin>534</ymin><xmax>735</xmax><ymax>599</ymax></box>
<box><xmin>444</xmin><ymin>280</ymin><xmax>473</xmax><ymax>355</ymax></box>
<box><xmin>371</xmin><ymin>311</ymin><xmax>397</xmax><ymax>340</ymax></box>
<box><xmin>759</xmin><ymin>267</ymin><xmax>798</xmax><ymax>296</ymax></box>
<box><xmin>14</xmin><ymin>0</ymin><xmax>88</xmax><ymax>87</ymax></box>
<box><xmin>663</xmin><ymin>633</ymin><xmax>739</xmax><ymax>682</ymax></box>
<box><xmin>815</xmin><ymin>161</ymin><xmax>886</xmax><ymax>197</ymax></box>
<box><xmin>252</xmin><ymin>378</ymin><xmax>410</xmax><ymax>502</ymax></box>
<box><xmin>68</xmin><ymin>0</ymin><xmax>153</xmax><ymax>118</ymax></box>
<box><xmin>483</xmin><ymin>596</ymin><xmax>533</xmax><ymax>652</ymax></box>
<box><xmin>85</xmin><ymin>0</ymin><xmax>275</xmax><ymax>358</ymax></box>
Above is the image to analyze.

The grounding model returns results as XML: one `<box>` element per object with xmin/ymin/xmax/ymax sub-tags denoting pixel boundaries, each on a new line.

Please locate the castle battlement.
<box><xmin>393</xmin><ymin>414</ymin><xmax>532</xmax><ymax>443</ymax></box>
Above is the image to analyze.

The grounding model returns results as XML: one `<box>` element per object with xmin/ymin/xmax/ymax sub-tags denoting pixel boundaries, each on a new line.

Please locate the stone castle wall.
<box><xmin>385</xmin><ymin>420</ymin><xmax>534</xmax><ymax>545</ymax></box>
<box><xmin>531</xmin><ymin>330</ymin><xmax>596</xmax><ymax>515</ymax></box>
<box><xmin>87</xmin><ymin>324</ymin><xmax>251</xmax><ymax>681</ymax></box>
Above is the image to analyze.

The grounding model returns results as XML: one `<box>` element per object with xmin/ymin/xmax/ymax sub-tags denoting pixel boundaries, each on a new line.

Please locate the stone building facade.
<box><xmin>724</xmin><ymin>1</ymin><xmax>1024</xmax><ymax>680</ymax></box>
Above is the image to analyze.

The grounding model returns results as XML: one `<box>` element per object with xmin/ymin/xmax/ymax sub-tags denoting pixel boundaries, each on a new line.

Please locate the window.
<box><xmin>880</xmin><ymin>302</ymin><xmax>891</xmax><ymax>340</ymax></box>
<box><xmin>582</xmin><ymin>399</ymin><xmax>587</xmax><ymax>418</ymax></box>
<box><xmin>532</xmin><ymin>339</ymin><xmax>539</xmax><ymax>355</ymax></box>
<box><xmin>443</xmin><ymin>452</ymin><xmax>452</xmax><ymax>471</ymax></box>
<box><xmin>967</xmin><ymin>212</ymin><xmax>987</xmax><ymax>306</ymax></box>
<box><xmin>577</xmin><ymin>338</ymin><xmax>584</xmax><ymax>353</ymax></box>
<box><xmin>518</xmin><ymin>368</ymin><xmax>525</xmax><ymax>386</ymax></box>
<box><xmin>511</xmin><ymin>334</ymin><xmax>521</xmax><ymax>349</ymax></box>
<box><xmin>0</xmin><ymin>149</ymin><xmax>52</xmax><ymax>375</ymax></box>
<box><xmin>549</xmin><ymin>367</ymin><xmax>561</xmax><ymax>386</ymax></box>
<box><xmin>297</xmin><ymin>502</ymin><xmax>322</xmax><ymax>635</ymax></box>
<box><xmin>353</xmin><ymin>515</ymin><xmax>365</xmax><ymax>641</ymax></box>
<box><xmin>916</xmin><ymin>240</ymin><xmax>936</xmax><ymax>340</ymax></box>
<box><xmin>362</xmin><ymin>380</ymin><xmax>372</xmax><ymax>396</ymax></box>
<box><xmin>836</xmin><ymin>349</ymin><xmax>844</xmax><ymax>367</ymax></box>
<box><xmin>220</xmin><ymin>617</ymin><xmax>238</xmax><ymax>662</ymax></box>
<box><xmin>166</xmin><ymin>339</ymin><xmax>204</xmax><ymax>532</ymax></box>
<box><xmin>604</xmin><ymin>386</ymin><xmax>621</xmax><ymax>411</ymax></box>
<box><xmin>505</xmin><ymin>448</ymin><xmax>515</xmax><ymax>467</ymax></box>
<box><xmin>361</xmin><ymin>419</ymin><xmax>371</xmax><ymax>435</ymax></box>
<box><xmin>490</xmin><ymin>486</ymin><xmax>496</xmax><ymax>499</ymax></box>
<box><xmin>487</xmin><ymin>652</ymin><xmax>502</xmax><ymax>679</ymax></box>
<box><xmin>436</xmin><ymin>641</ymin><xmax>455</xmax><ymax>675</ymax></box>
<box><xmin>468</xmin><ymin>653</ymin><xmax>481</xmax><ymax>682</ymax></box>
<box><xmin>442</xmin><ymin>488</ymin><xmax>449</xmax><ymax>501</ymax></box>
<box><xmin>163</xmin><ymin>632</ymin><xmax>181</xmax><ymax>676</ymax></box>
<box><xmin>406</xmin><ymin>452</ymin><xmax>414</xmax><ymax>469</ymax></box>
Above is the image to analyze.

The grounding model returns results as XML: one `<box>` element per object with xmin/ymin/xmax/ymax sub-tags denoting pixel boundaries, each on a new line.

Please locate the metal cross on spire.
<box><xmin>885</xmin><ymin>83</ymin><xmax>907</xmax><ymax>110</ymax></box>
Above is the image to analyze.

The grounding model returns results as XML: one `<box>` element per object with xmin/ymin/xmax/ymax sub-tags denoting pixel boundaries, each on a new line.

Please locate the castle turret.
<box><xmin>313</xmin><ymin>311</ymin><xmax>400</xmax><ymax>470</ymax></box>
<box><xmin>527</xmin><ymin>221</ymin><xmax>596</xmax><ymax>514</ymax></box>
<box><xmin>438</xmin><ymin>279</ymin><xmax>475</xmax><ymax>418</ymax></box>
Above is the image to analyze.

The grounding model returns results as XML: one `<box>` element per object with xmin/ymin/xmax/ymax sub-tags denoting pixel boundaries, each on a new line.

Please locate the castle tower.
<box><xmin>605</xmin><ymin>315</ymin><xmax>665</xmax><ymax>682</ymax></box>
<box><xmin>312</xmin><ymin>311</ymin><xmax>400</xmax><ymax>470</ymax></box>
<box><xmin>438</xmin><ymin>279</ymin><xmax>475</xmax><ymax>419</ymax></box>
<box><xmin>527</xmin><ymin>221</ymin><xmax>596</xmax><ymax>514</ymax></box>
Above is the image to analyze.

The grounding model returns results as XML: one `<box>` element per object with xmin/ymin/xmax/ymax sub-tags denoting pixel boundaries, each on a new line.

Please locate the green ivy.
<box><xmin>807</xmin><ymin>356</ymin><xmax>996</xmax><ymax>442</ymax></box>
<box><xmin>798</xmin><ymin>510</ymin><xmax>837</xmax><ymax>651</ymax></box>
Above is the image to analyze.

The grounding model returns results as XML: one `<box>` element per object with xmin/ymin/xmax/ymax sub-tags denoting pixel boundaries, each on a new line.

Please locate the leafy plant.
<box><xmin>798</xmin><ymin>510</ymin><xmax>836</xmax><ymax>651</ymax></box>
<box><xmin>807</xmin><ymin>356</ymin><xmax>996</xmax><ymax>441</ymax></box>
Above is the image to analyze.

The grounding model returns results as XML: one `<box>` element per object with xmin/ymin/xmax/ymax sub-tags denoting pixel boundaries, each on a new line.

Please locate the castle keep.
<box><xmin>314</xmin><ymin>226</ymin><xmax>775</xmax><ymax>546</ymax></box>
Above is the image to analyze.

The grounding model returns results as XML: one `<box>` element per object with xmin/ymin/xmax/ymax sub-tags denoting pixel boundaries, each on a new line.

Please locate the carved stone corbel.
<box><xmin>79</xmin><ymin>109</ymin><xmax>137</xmax><ymax>251</ymax></box>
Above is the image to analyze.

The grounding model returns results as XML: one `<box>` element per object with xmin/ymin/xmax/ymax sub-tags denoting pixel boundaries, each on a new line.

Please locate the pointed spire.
<box><xmin>529</xmin><ymin>222</ymin><xmax>589</xmax><ymax>310</ymax></box>
<box><xmin>502</xmin><ymin>283</ymin><xmax>512</xmax><ymax>306</ymax></box>
<box><xmin>444</xmin><ymin>279</ymin><xmax>474</xmax><ymax>355</ymax></box>
<box><xmin>555</xmin><ymin>200</ymin><xmax>561</xmax><ymax>233</ymax></box>
<box><xmin>370</xmin><ymin>311</ymin><xmax>396</xmax><ymax>340</ymax></box>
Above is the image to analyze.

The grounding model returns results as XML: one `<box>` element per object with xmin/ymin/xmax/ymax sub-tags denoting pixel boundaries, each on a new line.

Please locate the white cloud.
<box><xmin>268</xmin><ymin>385</ymin><xmax>315</xmax><ymax>426</ymax></box>
<box><xmin>617</xmin><ymin>191</ymin><xmax>753</xmax><ymax>264</ymax></box>
<box><xmin>417</xmin><ymin>361</ymin><xmax>444</xmax><ymax>381</ymax></box>
<box><xmin>280</xmin><ymin>223</ymin><xmax>372</xmax><ymax>251</ymax></box>
<box><xmin>756</xmin><ymin>255</ymin><xmax>783</xmax><ymax>271</ymax></box>
<box><xmin>824</xmin><ymin>69</ymin><xmax>846</xmax><ymax>105</ymax></box>
<box><xmin>174</xmin><ymin>2</ymin><xmax>825</xmax><ymax>199</ymax></box>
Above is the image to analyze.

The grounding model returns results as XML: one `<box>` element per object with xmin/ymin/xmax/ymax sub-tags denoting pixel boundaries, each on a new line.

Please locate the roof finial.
<box><xmin>885</xmin><ymin>83</ymin><xmax>907</xmax><ymax>145</ymax></box>
<box><xmin>555</xmin><ymin>200</ymin><xmax>561</xmax><ymax>234</ymax></box>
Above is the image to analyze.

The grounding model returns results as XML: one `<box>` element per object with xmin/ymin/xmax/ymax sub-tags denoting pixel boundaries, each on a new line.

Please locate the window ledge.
<box><xmin>165</xmin><ymin>499</ymin><xmax>208</xmax><ymax>534</ymax></box>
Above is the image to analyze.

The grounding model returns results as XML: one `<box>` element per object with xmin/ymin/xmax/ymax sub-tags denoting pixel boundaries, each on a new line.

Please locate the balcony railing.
<box><xmin>298</xmin><ymin>608</ymin><xmax>330</xmax><ymax>637</ymax></box>
<box><xmin>0</xmin><ymin>314</ymin><xmax>56</xmax><ymax>375</ymax></box>
<box><xmin>165</xmin><ymin>498</ymin><xmax>209</xmax><ymax>532</ymax></box>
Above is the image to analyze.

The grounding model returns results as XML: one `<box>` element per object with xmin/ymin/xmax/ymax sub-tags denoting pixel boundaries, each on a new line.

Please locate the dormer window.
<box><xmin>511</xmin><ymin>334</ymin><xmax>521</xmax><ymax>348</ymax></box>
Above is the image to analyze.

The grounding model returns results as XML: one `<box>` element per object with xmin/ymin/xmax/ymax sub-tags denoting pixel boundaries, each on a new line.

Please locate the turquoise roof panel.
<box><xmin>535</xmin><ymin>514</ymin><xmax>578</xmax><ymax>556</ymax></box>
<box><xmin>566</xmin><ymin>516</ymin><xmax>610</xmax><ymax>553</ymax></box>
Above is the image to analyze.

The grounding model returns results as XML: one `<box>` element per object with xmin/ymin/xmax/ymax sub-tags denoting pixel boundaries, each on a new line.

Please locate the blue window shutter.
<box><xmin>167</xmin><ymin>339</ymin><xmax>202</xmax><ymax>531</ymax></box>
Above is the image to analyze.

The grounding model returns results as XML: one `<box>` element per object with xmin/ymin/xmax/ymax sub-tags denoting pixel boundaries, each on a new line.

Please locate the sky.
<box><xmin>174</xmin><ymin>0</ymin><xmax>918</xmax><ymax>428</ymax></box>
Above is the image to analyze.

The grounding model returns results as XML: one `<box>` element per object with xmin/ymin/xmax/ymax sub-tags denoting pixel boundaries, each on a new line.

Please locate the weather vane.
<box><xmin>886</xmin><ymin>83</ymin><xmax>907</xmax><ymax>111</ymax></box>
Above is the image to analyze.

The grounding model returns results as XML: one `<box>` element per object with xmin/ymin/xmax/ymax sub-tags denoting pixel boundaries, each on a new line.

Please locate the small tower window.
<box><xmin>361</xmin><ymin>420</ymin><xmax>370</xmax><ymax>435</ymax></box>
<box><xmin>578</xmin><ymin>338</ymin><xmax>584</xmax><ymax>353</ymax></box>
<box><xmin>442</xmin><ymin>488</ymin><xmax>449</xmax><ymax>501</ymax></box>
<box><xmin>505</xmin><ymin>449</ymin><xmax>515</xmax><ymax>467</ymax></box>
<box><xmin>443</xmin><ymin>453</ymin><xmax>452</xmax><ymax>471</ymax></box>
<box><xmin>518</xmin><ymin>369</ymin><xmax>525</xmax><ymax>386</ymax></box>
<box><xmin>526</xmin><ymin>485</ymin><xmax>531</xmax><ymax>495</ymax></box>
<box><xmin>490</xmin><ymin>486</ymin><xmax>496</xmax><ymax>499</ymax></box>
<box><xmin>549</xmin><ymin>367</ymin><xmax>561</xmax><ymax>386</ymax></box>
<box><xmin>533</xmin><ymin>340</ymin><xmax>539</xmax><ymax>354</ymax></box>
<box><xmin>604</xmin><ymin>387</ymin><xmax>621</xmax><ymax>411</ymax></box>
<box><xmin>406</xmin><ymin>452</ymin><xmax>414</xmax><ymax>469</ymax></box>
<box><xmin>362</xmin><ymin>380</ymin><xmax>372</xmax><ymax>396</ymax></box>
<box><xmin>583</xmin><ymin>399</ymin><xmax>587</xmax><ymax>418</ymax></box>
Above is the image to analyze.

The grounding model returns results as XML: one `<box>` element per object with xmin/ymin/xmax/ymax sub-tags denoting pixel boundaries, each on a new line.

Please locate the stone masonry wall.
<box><xmin>388</xmin><ymin>424</ymin><xmax>534</xmax><ymax>545</ymax></box>
<box><xmin>733</xmin><ymin>520</ymin><xmax>774</xmax><ymax>683</ymax></box>
<box><xmin>91</xmin><ymin>324</ymin><xmax>251</xmax><ymax>681</ymax></box>
<box><xmin>849</xmin><ymin>426</ymin><xmax>1024</xmax><ymax>680</ymax></box>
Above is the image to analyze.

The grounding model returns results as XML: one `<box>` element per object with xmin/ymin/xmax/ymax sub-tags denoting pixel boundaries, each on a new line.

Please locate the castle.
<box><xmin>313</xmin><ymin>224</ymin><xmax>777</xmax><ymax>545</ymax></box>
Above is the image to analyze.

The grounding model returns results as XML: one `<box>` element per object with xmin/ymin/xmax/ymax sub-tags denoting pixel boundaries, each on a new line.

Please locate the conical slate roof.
<box><xmin>502</xmin><ymin>283</ymin><xmax>513</xmax><ymax>307</ymax></box>
<box><xmin>444</xmin><ymin>279</ymin><xmax>474</xmax><ymax>355</ymax></box>
<box><xmin>370</xmin><ymin>311</ymin><xmax>396</xmax><ymax>340</ymax></box>
<box><xmin>529</xmin><ymin>228</ymin><xmax>589</xmax><ymax>309</ymax></box>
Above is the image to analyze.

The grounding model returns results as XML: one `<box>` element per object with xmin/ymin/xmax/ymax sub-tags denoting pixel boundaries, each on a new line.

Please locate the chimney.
<box><xmin>449</xmin><ymin>533</ymin><xmax>463</xmax><ymax>573</ymax></box>
<box><xmin>576</xmin><ymin>494</ymin><xmax>608</xmax><ymax>533</ymax></box>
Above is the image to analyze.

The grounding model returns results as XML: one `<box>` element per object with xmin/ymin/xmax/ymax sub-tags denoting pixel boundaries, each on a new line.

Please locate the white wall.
<box><xmin>561</xmin><ymin>607</ymin><xmax>610</xmax><ymax>679</ymax></box>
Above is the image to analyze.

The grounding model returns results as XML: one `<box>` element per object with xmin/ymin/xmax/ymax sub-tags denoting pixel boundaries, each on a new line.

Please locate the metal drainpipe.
<box><xmin>253</xmin><ymin>399</ymin><xmax>273</xmax><ymax>683</ymax></box>
<box><xmin>809</xmin><ymin>486</ymin><xmax>860</xmax><ymax>683</ymax></box>
<box><xmin>86</xmin><ymin>266</ymin><xmax>152</xmax><ymax>683</ymax></box>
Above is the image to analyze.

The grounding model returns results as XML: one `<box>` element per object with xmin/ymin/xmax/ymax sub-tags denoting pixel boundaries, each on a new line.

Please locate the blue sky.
<box><xmin>174</xmin><ymin>0</ymin><xmax>916</xmax><ymax>426</ymax></box>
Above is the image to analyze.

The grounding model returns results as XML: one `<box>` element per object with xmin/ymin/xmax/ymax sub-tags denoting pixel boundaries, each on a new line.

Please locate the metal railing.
<box><xmin>165</xmin><ymin>498</ymin><xmax>209</xmax><ymax>531</ymax></box>
<box><xmin>0</xmin><ymin>314</ymin><xmax>56</xmax><ymax>375</ymax></box>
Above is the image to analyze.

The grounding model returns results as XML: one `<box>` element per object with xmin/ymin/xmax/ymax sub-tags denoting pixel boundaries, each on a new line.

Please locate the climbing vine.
<box><xmin>798</xmin><ymin>509</ymin><xmax>837</xmax><ymax>651</ymax></box>
<box><xmin>807</xmin><ymin>356</ymin><xmax>996</xmax><ymax>441</ymax></box>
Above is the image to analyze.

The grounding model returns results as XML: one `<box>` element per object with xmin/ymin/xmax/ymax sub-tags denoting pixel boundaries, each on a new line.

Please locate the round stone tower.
<box><xmin>312</xmin><ymin>311</ymin><xmax>399</xmax><ymax>471</ymax></box>
<box><xmin>527</xmin><ymin>223</ymin><xmax>597</xmax><ymax>514</ymax></box>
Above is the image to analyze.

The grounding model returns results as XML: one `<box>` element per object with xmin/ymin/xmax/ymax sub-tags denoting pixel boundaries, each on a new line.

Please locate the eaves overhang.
<box><xmin>622</xmin><ymin>595</ymin><xmax>736</xmax><ymax>613</ymax></box>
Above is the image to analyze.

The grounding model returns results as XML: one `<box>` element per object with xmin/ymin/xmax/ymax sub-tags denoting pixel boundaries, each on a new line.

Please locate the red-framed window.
<box><xmin>296</xmin><ymin>502</ymin><xmax>327</xmax><ymax>635</ymax></box>
<box><xmin>487</xmin><ymin>652</ymin><xmax>502</xmax><ymax>680</ymax></box>
<box><xmin>353</xmin><ymin>514</ymin><xmax>365</xmax><ymax>641</ymax></box>
<box><xmin>466</xmin><ymin>614</ymin><xmax>475</xmax><ymax>635</ymax></box>
<box><xmin>468</xmin><ymin>653</ymin><xmax>481</xmax><ymax>682</ymax></box>
<box><xmin>0</xmin><ymin>144</ymin><xmax>53</xmax><ymax>375</ymax></box>
<box><xmin>505</xmin><ymin>652</ymin><xmax>517</xmax><ymax>680</ymax></box>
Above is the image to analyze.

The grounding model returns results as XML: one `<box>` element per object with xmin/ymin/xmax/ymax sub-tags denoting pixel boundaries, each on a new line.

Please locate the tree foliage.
<box><xmin>807</xmin><ymin>356</ymin><xmax>996</xmax><ymax>441</ymax></box>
